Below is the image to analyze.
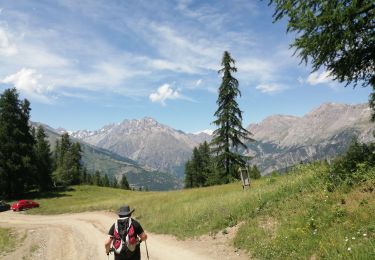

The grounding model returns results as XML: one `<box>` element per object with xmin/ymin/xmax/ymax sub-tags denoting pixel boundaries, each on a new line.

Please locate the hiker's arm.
<box><xmin>139</xmin><ymin>232</ymin><xmax>147</xmax><ymax>241</ymax></box>
<box><xmin>104</xmin><ymin>236</ymin><xmax>113</xmax><ymax>254</ymax></box>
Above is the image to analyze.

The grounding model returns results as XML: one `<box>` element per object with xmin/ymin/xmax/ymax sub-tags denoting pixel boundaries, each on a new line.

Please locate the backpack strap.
<box><xmin>112</xmin><ymin>217</ymin><xmax>128</xmax><ymax>254</ymax></box>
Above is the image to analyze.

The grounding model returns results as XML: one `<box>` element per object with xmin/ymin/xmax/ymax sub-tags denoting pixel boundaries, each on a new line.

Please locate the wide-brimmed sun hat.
<box><xmin>117</xmin><ymin>205</ymin><xmax>135</xmax><ymax>216</ymax></box>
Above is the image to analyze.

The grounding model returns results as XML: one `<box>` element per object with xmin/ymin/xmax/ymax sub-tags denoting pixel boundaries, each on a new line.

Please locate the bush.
<box><xmin>327</xmin><ymin>138</ymin><xmax>375</xmax><ymax>190</ymax></box>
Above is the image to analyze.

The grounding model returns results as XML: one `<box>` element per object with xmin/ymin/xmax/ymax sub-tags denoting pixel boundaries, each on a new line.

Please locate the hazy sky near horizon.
<box><xmin>0</xmin><ymin>0</ymin><xmax>371</xmax><ymax>133</ymax></box>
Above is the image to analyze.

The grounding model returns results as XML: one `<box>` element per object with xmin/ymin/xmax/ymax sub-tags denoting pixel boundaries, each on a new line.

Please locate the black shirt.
<box><xmin>108</xmin><ymin>218</ymin><xmax>144</xmax><ymax>260</ymax></box>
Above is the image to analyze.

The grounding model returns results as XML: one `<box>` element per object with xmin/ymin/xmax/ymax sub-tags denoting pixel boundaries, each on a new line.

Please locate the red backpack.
<box><xmin>112</xmin><ymin>217</ymin><xmax>138</xmax><ymax>254</ymax></box>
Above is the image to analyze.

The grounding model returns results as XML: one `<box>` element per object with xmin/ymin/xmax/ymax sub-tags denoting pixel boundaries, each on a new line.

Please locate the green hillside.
<box><xmin>28</xmin><ymin>162</ymin><xmax>374</xmax><ymax>259</ymax></box>
<box><xmin>32</xmin><ymin>122</ymin><xmax>182</xmax><ymax>190</ymax></box>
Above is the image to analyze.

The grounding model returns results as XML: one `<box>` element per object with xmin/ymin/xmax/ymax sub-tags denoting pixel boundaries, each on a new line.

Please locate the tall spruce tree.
<box><xmin>184</xmin><ymin>141</ymin><xmax>217</xmax><ymax>188</ymax></box>
<box><xmin>184</xmin><ymin>160</ymin><xmax>195</xmax><ymax>188</ymax></box>
<box><xmin>34</xmin><ymin>126</ymin><xmax>53</xmax><ymax>191</ymax></box>
<box><xmin>211</xmin><ymin>51</ymin><xmax>253</xmax><ymax>182</ymax></box>
<box><xmin>52</xmin><ymin>133</ymin><xmax>82</xmax><ymax>186</ymax></box>
<box><xmin>0</xmin><ymin>88</ymin><xmax>35</xmax><ymax>198</ymax></box>
<box><xmin>112</xmin><ymin>177</ymin><xmax>118</xmax><ymax>188</ymax></box>
<box><xmin>94</xmin><ymin>170</ymin><xmax>102</xmax><ymax>186</ymax></box>
<box><xmin>70</xmin><ymin>142</ymin><xmax>82</xmax><ymax>185</ymax></box>
<box><xmin>102</xmin><ymin>174</ymin><xmax>110</xmax><ymax>187</ymax></box>
<box><xmin>120</xmin><ymin>174</ymin><xmax>130</xmax><ymax>190</ymax></box>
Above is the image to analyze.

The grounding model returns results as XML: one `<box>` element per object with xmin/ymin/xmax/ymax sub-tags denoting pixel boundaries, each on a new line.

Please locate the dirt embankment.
<box><xmin>0</xmin><ymin>211</ymin><xmax>248</xmax><ymax>260</ymax></box>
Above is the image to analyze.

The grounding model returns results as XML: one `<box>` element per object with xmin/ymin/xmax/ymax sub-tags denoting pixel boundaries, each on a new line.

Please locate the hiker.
<box><xmin>105</xmin><ymin>205</ymin><xmax>148</xmax><ymax>260</ymax></box>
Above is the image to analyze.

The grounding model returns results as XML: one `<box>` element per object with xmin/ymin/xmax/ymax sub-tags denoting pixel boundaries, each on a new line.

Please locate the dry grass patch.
<box><xmin>258</xmin><ymin>216</ymin><xmax>278</xmax><ymax>238</ymax></box>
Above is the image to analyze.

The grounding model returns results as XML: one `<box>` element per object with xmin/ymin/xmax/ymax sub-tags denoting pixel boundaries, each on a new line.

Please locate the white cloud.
<box><xmin>193</xmin><ymin>129</ymin><xmax>213</xmax><ymax>135</ymax></box>
<box><xmin>256</xmin><ymin>83</ymin><xmax>286</xmax><ymax>94</ymax></box>
<box><xmin>149</xmin><ymin>84</ymin><xmax>181</xmax><ymax>106</ymax></box>
<box><xmin>238</xmin><ymin>58</ymin><xmax>278</xmax><ymax>82</ymax></box>
<box><xmin>306</xmin><ymin>71</ymin><xmax>334</xmax><ymax>85</ymax></box>
<box><xmin>196</xmin><ymin>79</ymin><xmax>202</xmax><ymax>86</ymax></box>
<box><xmin>2</xmin><ymin>68</ymin><xmax>54</xmax><ymax>103</ymax></box>
<box><xmin>145</xmin><ymin>58</ymin><xmax>196</xmax><ymax>73</ymax></box>
<box><xmin>0</xmin><ymin>27</ymin><xmax>17</xmax><ymax>56</ymax></box>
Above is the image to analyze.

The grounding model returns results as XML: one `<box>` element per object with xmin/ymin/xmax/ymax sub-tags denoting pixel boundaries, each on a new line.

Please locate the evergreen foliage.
<box><xmin>0</xmin><ymin>88</ymin><xmax>35</xmax><ymax>198</ymax></box>
<box><xmin>102</xmin><ymin>174</ymin><xmax>110</xmax><ymax>187</ymax></box>
<box><xmin>269</xmin><ymin>0</ymin><xmax>375</xmax><ymax>115</ymax></box>
<box><xmin>94</xmin><ymin>170</ymin><xmax>102</xmax><ymax>186</ymax></box>
<box><xmin>0</xmin><ymin>88</ymin><xmax>133</xmax><ymax>196</ymax></box>
<box><xmin>112</xmin><ymin>177</ymin><xmax>118</xmax><ymax>188</ymax></box>
<box><xmin>211</xmin><ymin>51</ymin><xmax>253</xmax><ymax>182</ymax></box>
<box><xmin>248</xmin><ymin>165</ymin><xmax>261</xmax><ymax>179</ymax></box>
<box><xmin>120</xmin><ymin>174</ymin><xmax>130</xmax><ymax>190</ymax></box>
<box><xmin>34</xmin><ymin>126</ymin><xmax>53</xmax><ymax>192</ymax></box>
<box><xmin>184</xmin><ymin>160</ymin><xmax>195</xmax><ymax>188</ymax></box>
<box><xmin>184</xmin><ymin>141</ymin><xmax>216</xmax><ymax>188</ymax></box>
<box><xmin>52</xmin><ymin>133</ymin><xmax>83</xmax><ymax>186</ymax></box>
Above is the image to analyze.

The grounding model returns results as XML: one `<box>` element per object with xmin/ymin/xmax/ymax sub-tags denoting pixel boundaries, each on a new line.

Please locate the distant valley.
<box><xmin>32</xmin><ymin>122</ymin><xmax>182</xmax><ymax>190</ymax></box>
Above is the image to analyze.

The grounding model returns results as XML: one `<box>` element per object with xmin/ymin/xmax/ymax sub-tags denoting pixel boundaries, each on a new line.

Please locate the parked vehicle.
<box><xmin>11</xmin><ymin>200</ymin><xmax>39</xmax><ymax>211</ymax></box>
<box><xmin>0</xmin><ymin>201</ymin><xmax>10</xmax><ymax>212</ymax></box>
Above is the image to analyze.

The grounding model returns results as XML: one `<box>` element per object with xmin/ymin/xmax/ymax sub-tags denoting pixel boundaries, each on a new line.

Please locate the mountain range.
<box><xmin>32</xmin><ymin>122</ymin><xmax>182</xmax><ymax>190</ymax></box>
<box><xmin>69</xmin><ymin>117</ymin><xmax>211</xmax><ymax>177</ymax></box>
<box><xmin>69</xmin><ymin>103</ymin><xmax>374</xmax><ymax>176</ymax></box>
<box><xmin>246</xmin><ymin>103</ymin><xmax>374</xmax><ymax>173</ymax></box>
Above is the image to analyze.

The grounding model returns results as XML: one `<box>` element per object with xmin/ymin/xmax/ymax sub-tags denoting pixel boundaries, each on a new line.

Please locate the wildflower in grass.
<box><xmin>363</xmin><ymin>233</ymin><xmax>367</xmax><ymax>237</ymax></box>
<box><xmin>348</xmin><ymin>247</ymin><xmax>351</xmax><ymax>251</ymax></box>
<box><xmin>352</xmin><ymin>237</ymin><xmax>355</xmax><ymax>240</ymax></box>
<box><xmin>345</xmin><ymin>238</ymin><xmax>349</xmax><ymax>242</ymax></box>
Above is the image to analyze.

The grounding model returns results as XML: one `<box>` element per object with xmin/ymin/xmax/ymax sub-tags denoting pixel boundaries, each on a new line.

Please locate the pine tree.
<box><xmin>94</xmin><ymin>170</ymin><xmax>102</xmax><ymax>186</ymax></box>
<box><xmin>184</xmin><ymin>141</ymin><xmax>218</xmax><ymax>188</ymax></box>
<box><xmin>112</xmin><ymin>177</ymin><xmax>118</xmax><ymax>188</ymax></box>
<box><xmin>70</xmin><ymin>142</ymin><xmax>82</xmax><ymax>185</ymax></box>
<box><xmin>0</xmin><ymin>88</ymin><xmax>36</xmax><ymax>198</ymax></box>
<box><xmin>82</xmin><ymin>167</ymin><xmax>88</xmax><ymax>184</ymax></box>
<box><xmin>249</xmin><ymin>165</ymin><xmax>261</xmax><ymax>179</ymax></box>
<box><xmin>52</xmin><ymin>134</ymin><xmax>82</xmax><ymax>187</ymax></box>
<box><xmin>86</xmin><ymin>172</ymin><xmax>93</xmax><ymax>185</ymax></box>
<box><xmin>211</xmin><ymin>51</ymin><xmax>254</xmax><ymax>182</ymax></box>
<box><xmin>102</xmin><ymin>174</ymin><xmax>110</xmax><ymax>187</ymax></box>
<box><xmin>191</xmin><ymin>147</ymin><xmax>204</xmax><ymax>186</ymax></box>
<box><xmin>185</xmin><ymin>160</ymin><xmax>194</xmax><ymax>188</ymax></box>
<box><xmin>120</xmin><ymin>174</ymin><xmax>130</xmax><ymax>190</ymax></box>
<box><xmin>34</xmin><ymin>126</ymin><xmax>53</xmax><ymax>191</ymax></box>
<box><xmin>184</xmin><ymin>160</ymin><xmax>195</xmax><ymax>188</ymax></box>
<box><xmin>198</xmin><ymin>141</ymin><xmax>214</xmax><ymax>185</ymax></box>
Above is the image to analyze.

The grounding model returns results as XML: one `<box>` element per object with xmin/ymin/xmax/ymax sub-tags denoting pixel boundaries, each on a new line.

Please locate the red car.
<box><xmin>11</xmin><ymin>200</ymin><xmax>39</xmax><ymax>211</ymax></box>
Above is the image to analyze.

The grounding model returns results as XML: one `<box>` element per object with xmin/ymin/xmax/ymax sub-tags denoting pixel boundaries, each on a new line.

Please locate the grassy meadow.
<box><xmin>27</xmin><ymin>162</ymin><xmax>374</xmax><ymax>259</ymax></box>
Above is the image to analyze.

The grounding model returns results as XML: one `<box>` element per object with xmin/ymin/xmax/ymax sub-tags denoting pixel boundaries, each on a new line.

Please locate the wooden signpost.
<box><xmin>239</xmin><ymin>167</ymin><xmax>250</xmax><ymax>190</ymax></box>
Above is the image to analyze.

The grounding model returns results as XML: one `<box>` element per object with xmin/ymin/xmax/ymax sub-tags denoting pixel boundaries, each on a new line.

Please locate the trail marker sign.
<box><xmin>239</xmin><ymin>167</ymin><xmax>250</xmax><ymax>190</ymax></box>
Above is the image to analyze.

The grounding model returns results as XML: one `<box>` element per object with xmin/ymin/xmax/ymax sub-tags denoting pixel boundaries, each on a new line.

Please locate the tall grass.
<box><xmin>29</xmin><ymin>162</ymin><xmax>375</xmax><ymax>259</ymax></box>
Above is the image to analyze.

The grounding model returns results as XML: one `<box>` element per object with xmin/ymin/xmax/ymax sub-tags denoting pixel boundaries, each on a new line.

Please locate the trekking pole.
<box><xmin>145</xmin><ymin>240</ymin><xmax>150</xmax><ymax>260</ymax></box>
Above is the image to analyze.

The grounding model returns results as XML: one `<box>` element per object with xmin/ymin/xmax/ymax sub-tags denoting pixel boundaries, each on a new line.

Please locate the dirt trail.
<box><xmin>0</xmin><ymin>211</ymin><xmax>248</xmax><ymax>260</ymax></box>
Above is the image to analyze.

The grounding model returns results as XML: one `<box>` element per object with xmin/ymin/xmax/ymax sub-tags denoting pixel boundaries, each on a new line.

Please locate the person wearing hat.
<box><xmin>105</xmin><ymin>205</ymin><xmax>147</xmax><ymax>260</ymax></box>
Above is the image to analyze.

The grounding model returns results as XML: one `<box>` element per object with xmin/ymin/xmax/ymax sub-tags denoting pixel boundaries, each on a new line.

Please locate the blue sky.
<box><xmin>0</xmin><ymin>0</ymin><xmax>371</xmax><ymax>133</ymax></box>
